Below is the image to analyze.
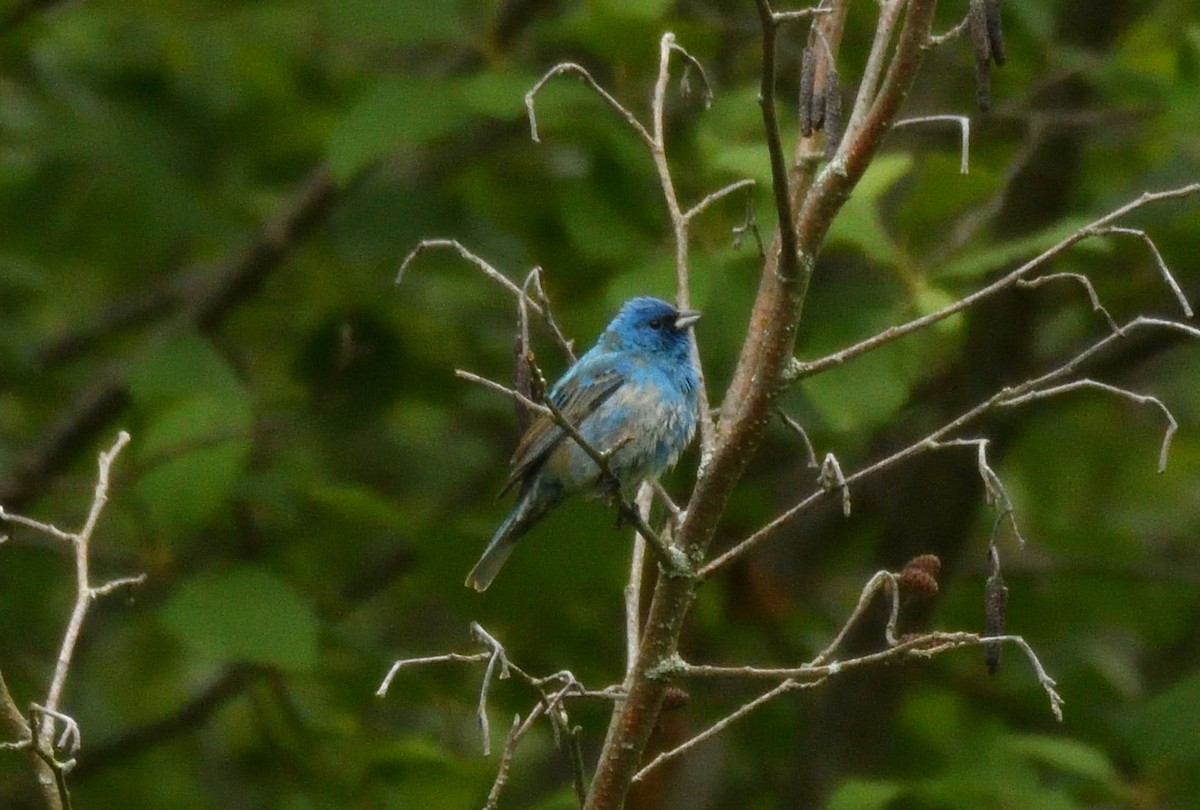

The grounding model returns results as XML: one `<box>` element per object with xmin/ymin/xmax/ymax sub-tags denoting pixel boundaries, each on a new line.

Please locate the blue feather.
<box><xmin>466</xmin><ymin>297</ymin><xmax>701</xmax><ymax>591</ymax></box>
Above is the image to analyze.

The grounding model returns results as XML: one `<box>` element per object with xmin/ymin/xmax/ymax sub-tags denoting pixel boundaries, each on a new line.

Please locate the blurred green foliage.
<box><xmin>1</xmin><ymin>0</ymin><xmax>1199</xmax><ymax>808</ymax></box>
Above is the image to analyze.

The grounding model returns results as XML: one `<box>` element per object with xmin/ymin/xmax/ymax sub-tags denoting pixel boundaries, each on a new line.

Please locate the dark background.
<box><xmin>1</xmin><ymin>1</ymin><xmax>1199</xmax><ymax>808</ymax></box>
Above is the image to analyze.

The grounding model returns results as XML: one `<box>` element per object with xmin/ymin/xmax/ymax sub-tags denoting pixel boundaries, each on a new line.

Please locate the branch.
<box><xmin>704</xmin><ymin>316</ymin><xmax>1200</xmax><ymax>576</ymax></box>
<box><xmin>524</xmin><ymin>63</ymin><xmax>654</xmax><ymax>148</ymax></box>
<box><xmin>1</xmin><ymin>431</ymin><xmax>143</xmax><ymax>810</ymax></box>
<box><xmin>586</xmin><ymin>4</ymin><xmax>941</xmax><ymax>806</ymax></box>
<box><xmin>633</xmin><ymin>558</ymin><xmax>1061</xmax><ymax>781</ymax></box>
<box><xmin>792</xmin><ymin>183</ymin><xmax>1200</xmax><ymax>380</ymax></box>
<box><xmin>894</xmin><ymin>115</ymin><xmax>972</xmax><ymax>174</ymax></box>
<box><xmin>378</xmin><ymin>624</ymin><xmax>621</xmax><ymax>810</ymax></box>
<box><xmin>1017</xmin><ymin>272</ymin><xmax>1120</xmax><ymax>332</ymax></box>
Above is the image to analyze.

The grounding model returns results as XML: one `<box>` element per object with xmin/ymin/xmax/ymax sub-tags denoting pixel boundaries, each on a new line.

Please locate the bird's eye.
<box><xmin>648</xmin><ymin>318</ymin><xmax>663</xmax><ymax>330</ymax></box>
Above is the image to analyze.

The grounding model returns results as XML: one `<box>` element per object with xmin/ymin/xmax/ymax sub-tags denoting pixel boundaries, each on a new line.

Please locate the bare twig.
<box><xmin>894</xmin><ymin>115</ymin><xmax>972</xmax><ymax>174</ymax></box>
<box><xmin>1017</xmin><ymin>273</ymin><xmax>1120</xmax><ymax>332</ymax></box>
<box><xmin>634</xmin><ymin>561</ymin><xmax>1062</xmax><ymax>783</ymax></box>
<box><xmin>998</xmin><ymin>379</ymin><xmax>1179</xmax><ymax>473</ymax></box>
<box><xmin>1</xmin><ymin>431</ymin><xmax>142</xmax><ymax>810</ymax></box>
<box><xmin>375</xmin><ymin>652</ymin><xmax>490</xmax><ymax>698</ymax></box>
<box><xmin>473</xmin><ymin>623</ymin><xmax>512</xmax><ymax>756</ymax></box>
<box><xmin>524</xmin><ymin>63</ymin><xmax>654</xmax><ymax>148</ymax></box>
<box><xmin>485</xmin><ymin>713</ymin><xmax>533</xmax><ymax>810</ymax></box>
<box><xmin>840</xmin><ymin>0</ymin><xmax>906</xmax><ymax>148</ymax></box>
<box><xmin>456</xmin><ymin>369</ymin><xmax>552</xmax><ymax>418</ymax></box>
<box><xmin>631</xmin><ymin>677</ymin><xmax>817</xmax><ymax>783</ymax></box>
<box><xmin>649</xmin><ymin>32</ymin><xmax>716</xmax><ymax>458</ymax></box>
<box><xmin>777</xmin><ymin>410</ymin><xmax>819</xmax><ymax>469</ymax></box>
<box><xmin>927</xmin><ymin>438</ymin><xmax>1025</xmax><ymax>545</ymax></box>
<box><xmin>1092</xmin><ymin>226</ymin><xmax>1193</xmax><ymax>318</ymax></box>
<box><xmin>379</xmin><ymin>625</ymin><xmax>620</xmax><ymax>810</ymax></box>
<box><xmin>684</xmin><ymin>179</ymin><xmax>758</xmax><ymax>223</ymax></box>
<box><xmin>792</xmin><ymin>184</ymin><xmax>1200</xmax><ymax>381</ymax></box>
<box><xmin>927</xmin><ymin>15</ymin><xmax>971</xmax><ymax>47</ymax></box>
<box><xmin>397</xmin><ymin>239</ymin><xmax>527</xmax><ymax>300</ymax></box>
<box><xmin>705</xmin><ymin>316</ymin><xmax>1200</xmax><ymax>576</ymax></box>
<box><xmin>638</xmin><ymin>628</ymin><xmax>1062</xmax><ymax>781</ymax></box>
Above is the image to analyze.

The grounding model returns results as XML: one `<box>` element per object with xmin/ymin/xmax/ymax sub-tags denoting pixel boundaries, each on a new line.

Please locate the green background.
<box><xmin>2</xmin><ymin>0</ymin><xmax>1199</xmax><ymax>808</ymax></box>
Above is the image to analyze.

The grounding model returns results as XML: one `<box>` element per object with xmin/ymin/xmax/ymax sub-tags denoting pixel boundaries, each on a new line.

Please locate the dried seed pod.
<box><xmin>984</xmin><ymin>568</ymin><xmax>1008</xmax><ymax>674</ymax></box>
<box><xmin>899</xmin><ymin>568</ymin><xmax>939</xmax><ymax>598</ymax></box>
<box><xmin>799</xmin><ymin>45</ymin><xmax>817</xmax><ymax>136</ymax></box>
<box><xmin>968</xmin><ymin>0</ymin><xmax>993</xmax><ymax>111</ymax></box>
<box><xmin>906</xmin><ymin>554</ymin><xmax>942</xmax><ymax>576</ymax></box>
<box><xmin>985</xmin><ymin>0</ymin><xmax>1006</xmax><ymax>66</ymax></box>
<box><xmin>662</xmin><ymin>686</ymin><xmax>691</xmax><ymax>710</ymax></box>
<box><xmin>823</xmin><ymin>67</ymin><xmax>842</xmax><ymax>160</ymax></box>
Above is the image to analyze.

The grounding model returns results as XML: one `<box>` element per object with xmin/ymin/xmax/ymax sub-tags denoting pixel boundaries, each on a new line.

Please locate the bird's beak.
<box><xmin>675</xmin><ymin>309</ymin><xmax>702</xmax><ymax>329</ymax></box>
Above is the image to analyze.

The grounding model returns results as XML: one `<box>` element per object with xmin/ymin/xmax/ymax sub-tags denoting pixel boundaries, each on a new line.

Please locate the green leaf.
<box><xmin>306</xmin><ymin>483</ymin><xmax>408</xmax><ymax>528</ymax></box>
<box><xmin>1128</xmin><ymin>671</ymin><xmax>1200</xmax><ymax>763</ymax></box>
<box><xmin>135</xmin><ymin>434</ymin><xmax>251</xmax><ymax>534</ymax></box>
<box><xmin>128</xmin><ymin>331</ymin><xmax>247</xmax><ymax>407</ymax></box>
<box><xmin>160</xmin><ymin>566</ymin><xmax>320</xmax><ymax>670</ymax></box>
<box><xmin>934</xmin><ymin>217</ymin><xmax>1091</xmax><ymax>280</ymax></box>
<box><xmin>322</xmin><ymin>0</ymin><xmax>467</xmax><ymax>45</ymax></box>
<box><xmin>130</xmin><ymin>334</ymin><xmax>253</xmax><ymax>534</ymax></box>
<box><xmin>826</xmin><ymin>154</ymin><xmax>913</xmax><ymax>265</ymax></box>
<box><xmin>458</xmin><ymin>73</ymin><xmax>540</xmax><ymax>120</ymax></box>
<box><xmin>1003</xmin><ymin>734</ymin><xmax>1120</xmax><ymax>787</ymax></box>
<box><xmin>328</xmin><ymin>77</ymin><xmax>470</xmax><ymax>183</ymax></box>
<box><xmin>801</xmin><ymin>344</ymin><xmax>912</xmax><ymax>433</ymax></box>
<box><xmin>826</xmin><ymin>779</ymin><xmax>905</xmax><ymax>810</ymax></box>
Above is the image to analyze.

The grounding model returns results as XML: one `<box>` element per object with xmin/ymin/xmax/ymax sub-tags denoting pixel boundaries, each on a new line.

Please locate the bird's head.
<box><xmin>605</xmin><ymin>296</ymin><xmax>700</xmax><ymax>357</ymax></box>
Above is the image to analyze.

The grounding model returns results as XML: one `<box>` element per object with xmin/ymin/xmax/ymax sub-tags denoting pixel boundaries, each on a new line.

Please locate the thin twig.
<box><xmin>777</xmin><ymin>410</ymin><xmax>819</xmax><ymax>468</ymax></box>
<box><xmin>705</xmin><ymin>316</ymin><xmax>1200</xmax><ymax>576</ymax></box>
<box><xmin>684</xmin><ymin>179</ymin><xmax>758</xmax><ymax>223</ymax></box>
<box><xmin>1017</xmin><ymin>273</ymin><xmax>1120</xmax><ymax>333</ymax></box>
<box><xmin>524</xmin><ymin>63</ymin><xmax>654</xmax><ymax>148</ymax></box>
<box><xmin>375</xmin><ymin>652</ymin><xmax>491</xmax><ymax>697</ymax></box>
<box><xmin>0</xmin><ymin>432</ymin><xmax>141</xmax><ymax>810</ymax></box>
<box><xmin>927</xmin><ymin>438</ymin><xmax>1025</xmax><ymax>545</ymax></box>
<box><xmin>1092</xmin><ymin>226</ymin><xmax>1193</xmax><ymax>318</ymax></box>
<box><xmin>636</xmin><ymin>629</ymin><xmax>1062</xmax><ymax>780</ymax></box>
<box><xmin>812</xmin><ymin>570</ymin><xmax>900</xmax><ymax>665</ymax></box>
<box><xmin>894</xmin><ymin>114</ymin><xmax>972</xmax><ymax>174</ymax></box>
<box><xmin>397</xmin><ymin>239</ymin><xmax>527</xmax><ymax>300</ymax></box>
<box><xmin>456</xmin><ymin>369</ymin><xmax>552</xmax><ymax>417</ymax></box>
<box><xmin>792</xmin><ymin>184</ymin><xmax>1200</xmax><ymax>381</ymax></box>
<box><xmin>998</xmin><ymin>379</ymin><xmax>1179</xmax><ymax>473</ymax></box>
<box><xmin>837</xmin><ymin>0</ymin><xmax>905</xmax><ymax>156</ymax></box>
<box><xmin>631</xmin><ymin>677</ymin><xmax>813</xmax><ymax>783</ymax></box>
<box><xmin>472</xmin><ymin>623</ymin><xmax>512</xmax><ymax>757</ymax></box>
<box><xmin>649</xmin><ymin>32</ymin><xmax>717</xmax><ymax>459</ymax></box>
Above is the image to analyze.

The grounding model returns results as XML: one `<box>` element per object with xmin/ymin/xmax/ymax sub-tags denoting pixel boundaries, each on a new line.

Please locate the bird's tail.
<box><xmin>465</xmin><ymin>490</ymin><xmax>548</xmax><ymax>591</ymax></box>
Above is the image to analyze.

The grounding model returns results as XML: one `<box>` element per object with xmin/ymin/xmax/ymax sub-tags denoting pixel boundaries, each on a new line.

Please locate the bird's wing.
<box><xmin>500</xmin><ymin>364</ymin><xmax>625</xmax><ymax>495</ymax></box>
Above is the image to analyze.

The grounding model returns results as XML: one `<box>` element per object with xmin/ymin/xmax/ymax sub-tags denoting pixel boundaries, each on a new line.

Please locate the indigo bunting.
<box><xmin>466</xmin><ymin>296</ymin><xmax>701</xmax><ymax>591</ymax></box>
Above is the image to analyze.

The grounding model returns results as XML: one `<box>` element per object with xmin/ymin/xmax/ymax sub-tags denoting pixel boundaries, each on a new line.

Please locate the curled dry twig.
<box><xmin>633</xmin><ymin>560</ymin><xmax>1062</xmax><ymax>781</ymax></box>
<box><xmin>379</xmin><ymin>624</ymin><xmax>623</xmax><ymax>809</ymax></box>
<box><xmin>0</xmin><ymin>431</ymin><xmax>144</xmax><ymax>810</ymax></box>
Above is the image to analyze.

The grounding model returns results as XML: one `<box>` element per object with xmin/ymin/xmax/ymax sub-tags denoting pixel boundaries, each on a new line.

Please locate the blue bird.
<box><xmin>466</xmin><ymin>296</ymin><xmax>701</xmax><ymax>591</ymax></box>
